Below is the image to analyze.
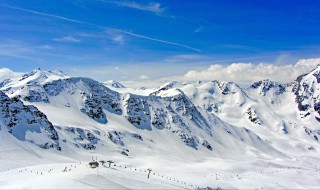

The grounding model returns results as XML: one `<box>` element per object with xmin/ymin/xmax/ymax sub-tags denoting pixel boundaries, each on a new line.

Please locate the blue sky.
<box><xmin>1</xmin><ymin>0</ymin><xmax>320</xmax><ymax>84</ymax></box>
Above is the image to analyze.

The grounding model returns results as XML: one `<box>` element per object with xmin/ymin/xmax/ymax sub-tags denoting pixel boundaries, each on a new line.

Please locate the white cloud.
<box><xmin>0</xmin><ymin>68</ymin><xmax>23</xmax><ymax>82</ymax></box>
<box><xmin>106</xmin><ymin>1</ymin><xmax>164</xmax><ymax>15</ymax></box>
<box><xmin>119</xmin><ymin>58</ymin><xmax>320</xmax><ymax>88</ymax></box>
<box><xmin>295</xmin><ymin>58</ymin><xmax>320</xmax><ymax>68</ymax></box>
<box><xmin>139</xmin><ymin>75</ymin><xmax>150</xmax><ymax>80</ymax></box>
<box><xmin>112</xmin><ymin>35</ymin><xmax>125</xmax><ymax>44</ymax></box>
<box><xmin>165</xmin><ymin>58</ymin><xmax>320</xmax><ymax>83</ymax></box>
<box><xmin>106</xmin><ymin>29</ymin><xmax>125</xmax><ymax>44</ymax></box>
<box><xmin>53</xmin><ymin>36</ymin><xmax>81</xmax><ymax>43</ymax></box>
<box><xmin>64</xmin><ymin>57</ymin><xmax>320</xmax><ymax>89</ymax></box>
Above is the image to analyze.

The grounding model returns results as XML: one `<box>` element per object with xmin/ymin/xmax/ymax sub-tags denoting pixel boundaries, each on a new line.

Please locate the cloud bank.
<box><xmin>1</xmin><ymin>58</ymin><xmax>320</xmax><ymax>89</ymax></box>
<box><xmin>164</xmin><ymin>58</ymin><xmax>320</xmax><ymax>83</ymax></box>
<box><xmin>121</xmin><ymin>58</ymin><xmax>320</xmax><ymax>88</ymax></box>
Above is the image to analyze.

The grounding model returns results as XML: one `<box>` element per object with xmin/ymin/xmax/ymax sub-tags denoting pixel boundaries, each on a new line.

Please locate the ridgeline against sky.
<box><xmin>1</xmin><ymin>0</ymin><xmax>320</xmax><ymax>85</ymax></box>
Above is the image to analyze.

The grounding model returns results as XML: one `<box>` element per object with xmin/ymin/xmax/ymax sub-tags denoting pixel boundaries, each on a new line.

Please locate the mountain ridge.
<box><xmin>1</xmin><ymin>64</ymin><xmax>320</xmax><ymax>189</ymax></box>
<box><xmin>0</xmin><ymin>64</ymin><xmax>320</xmax><ymax>160</ymax></box>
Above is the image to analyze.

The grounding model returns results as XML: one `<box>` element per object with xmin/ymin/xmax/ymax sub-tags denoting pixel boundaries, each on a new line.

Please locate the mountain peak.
<box><xmin>308</xmin><ymin>64</ymin><xmax>320</xmax><ymax>82</ymax></box>
<box><xmin>154</xmin><ymin>81</ymin><xmax>178</xmax><ymax>91</ymax></box>
<box><xmin>250</xmin><ymin>79</ymin><xmax>278</xmax><ymax>88</ymax></box>
<box><xmin>295</xmin><ymin>63</ymin><xmax>320</xmax><ymax>84</ymax></box>
<box><xmin>28</xmin><ymin>68</ymin><xmax>43</xmax><ymax>76</ymax></box>
<box><xmin>19</xmin><ymin>68</ymin><xmax>47</xmax><ymax>82</ymax></box>
<box><xmin>103</xmin><ymin>80</ymin><xmax>126</xmax><ymax>88</ymax></box>
<box><xmin>48</xmin><ymin>69</ymin><xmax>67</xmax><ymax>76</ymax></box>
<box><xmin>0</xmin><ymin>68</ymin><xmax>69</xmax><ymax>93</ymax></box>
<box><xmin>249</xmin><ymin>79</ymin><xmax>286</xmax><ymax>96</ymax></box>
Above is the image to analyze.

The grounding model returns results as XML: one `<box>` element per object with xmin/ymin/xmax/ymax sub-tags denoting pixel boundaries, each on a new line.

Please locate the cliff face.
<box><xmin>0</xmin><ymin>91</ymin><xmax>60</xmax><ymax>150</ymax></box>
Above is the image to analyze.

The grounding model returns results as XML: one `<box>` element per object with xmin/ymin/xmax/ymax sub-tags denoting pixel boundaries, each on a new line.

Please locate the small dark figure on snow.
<box><xmin>89</xmin><ymin>161</ymin><xmax>99</xmax><ymax>168</ymax></box>
<box><xmin>147</xmin><ymin>168</ymin><xmax>152</xmax><ymax>179</ymax></box>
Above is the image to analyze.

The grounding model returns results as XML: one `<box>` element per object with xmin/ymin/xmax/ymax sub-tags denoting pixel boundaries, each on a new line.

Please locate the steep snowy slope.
<box><xmin>0</xmin><ymin>91</ymin><xmax>60</xmax><ymax>150</ymax></box>
<box><xmin>123</xmin><ymin>88</ymin><xmax>282</xmax><ymax>158</ymax></box>
<box><xmin>246</xmin><ymin>80</ymin><xmax>320</xmax><ymax>154</ymax></box>
<box><xmin>0</xmin><ymin>70</ymin><xmax>283</xmax><ymax>160</ymax></box>
<box><xmin>103</xmin><ymin>80</ymin><xmax>126</xmax><ymax>89</ymax></box>
<box><xmin>292</xmin><ymin>66</ymin><xmax>320</xmax><ymax>124</ymax></box>
<box><xmin>0</xmin><ymin>68</ymin><xmax>69</xmax><ymax>94</ymax></box>
<box><xmin>150</xmin><ymin>71</ymin><xmax>320</xmax><ymax>156</ymax></box>
<box><xmin>1</xmin><ymin>65</ymin><xmax>320</xmax><ymax>189</ymax></box>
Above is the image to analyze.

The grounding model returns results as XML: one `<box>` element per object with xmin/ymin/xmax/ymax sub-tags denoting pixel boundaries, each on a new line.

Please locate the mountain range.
<box><xmin>1</xmin><ymin>63</ymin><xmax>320</xmax><ymax>189</ymax></box>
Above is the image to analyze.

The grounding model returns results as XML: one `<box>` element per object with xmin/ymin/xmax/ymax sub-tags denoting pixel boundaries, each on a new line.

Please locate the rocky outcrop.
<box><xmin>0</xmin><ymin>91</ymin><xmax>60</xmax><ymax>150</ymax></box>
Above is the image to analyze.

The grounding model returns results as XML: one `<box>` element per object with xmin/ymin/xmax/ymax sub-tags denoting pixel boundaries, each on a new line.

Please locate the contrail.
<box><xmin>118</xmin><ymin>30</ymin><xmax>201</xmax><ymax>52</ymax></box>
<box><xmin>3</xmin><ymin>5</ymin><xmax>201</xmax><ymax>52</ymax></box>
<box><xmin>4</xmin><ymin>5</ymin><xmax>87</xmax><ymax>25</ymax></box>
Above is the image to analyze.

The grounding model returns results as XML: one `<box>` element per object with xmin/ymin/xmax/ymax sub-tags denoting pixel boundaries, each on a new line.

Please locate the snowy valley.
<box><xmin>1</xmin><ymin>62</ymin><xmax>320</xmax><ymax>189</ymax></box>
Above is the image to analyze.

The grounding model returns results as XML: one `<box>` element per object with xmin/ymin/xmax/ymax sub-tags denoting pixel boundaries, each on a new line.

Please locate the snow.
<box><xmin>1</xmin><ymin>150</ymin><xmax>320</xmax><ymax>189</ymax></box>
<box><xmin>0</xmin><ymin>68</ymin><xmax>69</xmax><ymax>95</ymax></box>
<box><xmin>1</xmin><ymin>66</ymin><xmax>320</xmax><ymax>189</ymax></box>
<box><xmin>0</xmin><ymin>162</ymin><xmax>195</xmax><ymax>189</ymax></box>
<box><xmin>0</xmin><ymin>68</ymin><xmax>23</xmax><ymax>82</ymax></box>
<box><xmin>103</xmin><ymin>80</ymin><xmax>126</xmax><ymax>89</ymax></box>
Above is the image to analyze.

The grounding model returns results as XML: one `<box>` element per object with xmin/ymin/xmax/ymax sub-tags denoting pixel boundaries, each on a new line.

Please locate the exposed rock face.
<box><xmin>0</xmin><ymin>91</ymin><xmax>60</xmax><ymax>150</ymax></box>
<box><xmin>202</xmin><ymin>140</ymin><xmax>213</xmax><ymax>151</ymax></box>
<box><xmin>15</xmin><ymin>77</ymin><xmax>123</xmax><ymax>124</ymax></box>
<box><xmin>123</xmin><ymin>93</ymin><xmax>151</xmax><ymax>129</ymax></box>
<box><xmin>5</xmin><ymin>66</ymin><xmax>319</xmax><ymax>157</ymax></box>
<box><xmin>246</xmin><ymin>107</ymin><xmax>262</xmax><ymax>125</ymax></box>
<box><xmin>250</xmin><ymin>80</ymin><xmax>286</xmax><ymax>96</ymax></box>
<box><xmin>122</xmin><ymin>90</ymin><xmax>216</xmax><ymax>149</ymax></box>
<box><xmin>103</xmin><ymin>80</ymin><xmax>126</xmax><ymax>88</ymax></box>
<box><xmin>64</xmin><ymin>127</ymin><xmax>99</xmax><ymax>150</ymax></box>
<box><xmin>292</xmin><ymin>66</ymin><xmax>320</xmax><ymax>121</ymax></box>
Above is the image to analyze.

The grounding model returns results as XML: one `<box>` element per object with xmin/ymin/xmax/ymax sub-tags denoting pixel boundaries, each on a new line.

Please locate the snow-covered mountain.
<box><xmin>292</xmin><ymin>66</ymin><xmax>320</xmax><ymax>121</ymax></box>
<box><xmin>103</xmin><ymin>80</ymin><xmax>126</xmax><ymax>89</ymax></box>
<box><xmin>0</xmin><ymin>69</ymin><xmax>281</xmax><ymax>159</ymax></box>
<box><xmin>0</xmin><ymin>91</ymin><xmax>60</xmax><ymax>150</ymax></box>
<box><xmin>149</xmin><ymin>73</ymin><xmax>320</xmax><ymax>156</ymax></box>
<box><xmin>0</xmin><ymin>68</ymin><xmax>23</xmax><ymax>82</ymax></box>
<box><xmin>1</xmin><ymin>65</ymin><xmax>320</xmax><ymax>189</ymax></box>
<box><xmin>0</xmin><ymin>68</ymin><xmax>69</xmax><ymax>94</ymax></box>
